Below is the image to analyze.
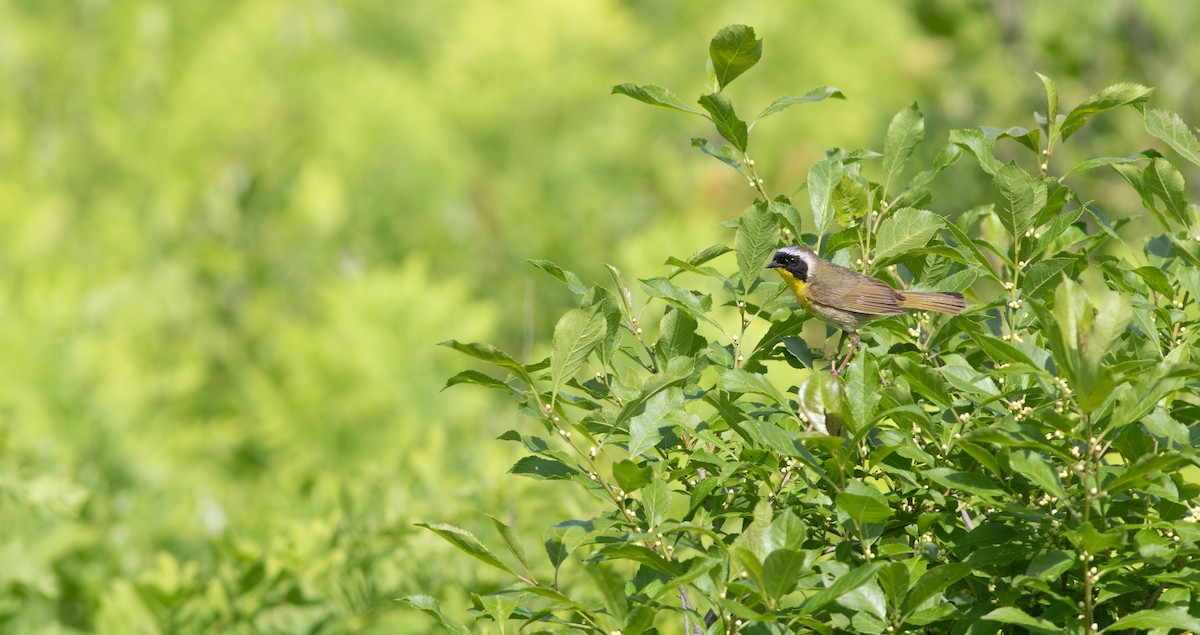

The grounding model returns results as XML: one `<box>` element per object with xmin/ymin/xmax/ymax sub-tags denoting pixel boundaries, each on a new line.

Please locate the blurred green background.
<box><xmin>1</xmin><ymin>1</ymin><xmax>1197</xmax><ymax>632</ymax></box>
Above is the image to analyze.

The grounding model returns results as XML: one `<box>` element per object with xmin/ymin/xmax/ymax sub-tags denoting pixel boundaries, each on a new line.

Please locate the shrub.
<box><xmin>418</xmin><ymin>25</ymin><xmax>1200</xmax><ymax>635</ymax></box>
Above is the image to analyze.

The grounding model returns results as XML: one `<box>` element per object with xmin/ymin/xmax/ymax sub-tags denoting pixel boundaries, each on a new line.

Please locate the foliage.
<box><xmin>433</xmin><ymin>25</ymin><xmax>1200</xmax><ymax>634</ymax></box>
<box><xmin>3</xmin><ymin>2</ymin><xmax>1200</xmax><ymax>633</ymax></box>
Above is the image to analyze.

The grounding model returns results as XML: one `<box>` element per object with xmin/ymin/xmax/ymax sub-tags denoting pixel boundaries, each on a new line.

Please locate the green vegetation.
<box><xmin>1</xmin><ymin>3</ymin><xmax>1199</xmax><ymax>634</ymax></box>
<box><xmin>432</xmin><ymin>22</ymin><xmax>1200</xmax><ymax>635</ymax></box>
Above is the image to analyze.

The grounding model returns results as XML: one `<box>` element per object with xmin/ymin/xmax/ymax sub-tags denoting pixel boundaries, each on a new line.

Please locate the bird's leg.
<box><xmin>832</xmin><ymin>331</ymin><xmax>861</xmax><ymax>377</ymax></box>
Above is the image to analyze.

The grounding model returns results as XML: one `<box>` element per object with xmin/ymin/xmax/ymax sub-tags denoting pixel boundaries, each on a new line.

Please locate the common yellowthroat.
<box><xmin>766</xmin><ymin>245</ymin><xmax>966</xmax><ymax>376</ymax></box>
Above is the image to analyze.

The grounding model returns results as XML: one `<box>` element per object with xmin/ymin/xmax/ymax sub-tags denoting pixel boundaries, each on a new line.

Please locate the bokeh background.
<box><xmin>2</xmin><ymin>1</ymin><xmax>1197</xmax><ymax>632</ymax></box>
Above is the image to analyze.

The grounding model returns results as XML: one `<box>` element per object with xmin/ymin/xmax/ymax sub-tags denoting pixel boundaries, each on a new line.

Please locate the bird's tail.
<box><xmin>897</xmin><ymin>291</ymin><xmax>966</xmax><ymax>315</ymax></box>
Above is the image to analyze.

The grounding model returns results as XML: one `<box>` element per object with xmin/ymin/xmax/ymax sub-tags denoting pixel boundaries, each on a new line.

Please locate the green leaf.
<box><xmin>640</xmin><ymin>277</ymin><xmax>718</xmax><ymax>327</ymax></box>
<box><xmin>1071</xmin><ymin>523</ymin><xmax>1126</xmax><ymax>553</ymax></box>
<box><xmin>903</xmin><ymin>563</ymin><xmax>971</xmax><ymax>616</ymax></box>
<box><xmin>474</xmin><ymin>591</ymin><xmax>520</xmax><ymax>626</ymax></box>
<box><xmin>510</xmin><ymin>456</ymin><xmax>578</xmax><ymax>480</ymax></box>
<box><xmin>965</xmin><ymin>332</ymin><xmax>1039</xmax><ymax>368</ymax></box>
<box><xmin>836</xmin><ymin>480</ymin><xmax>893</xmax><ymax>525</ymax></box>
<box><xmin>731</xmin><ymin>547</ymin><xmax>767</xmax><ymax>598</ymax></box>
<box><xmin>614</xmin><ymin>357</ymin><xmax>695</xmax><ymax>428</ymax></box>
<box><xmin>1019</xmin><ymin>258</ymin><xmax>1074</xmax><ymax>299</ymax></box>
<box><xmin>907</xmin><ymin>143</ymin><xmax>963</xmax><ymax>191</ymax></box>
<box><xmin>487</xmin><ymin>515</ymin><xmax>530</xmax><ymax>574</ymax></box>
<box><xmin>642</xmin><ymin>479</ymin><xmax>671</xmax><ymax>528</ymax></box>
<box><xmin>699</xmin><ymin>92</ymin><xmax>748</xmax><ymax>152</ymax></box>
<box><xmin>764</xmin><ymin>549</ymin><xmax>807</xmax><ymax>600</ymax></box>
<box><xmin>656</xmin><ymin>307</ymin><xmax>699</xmax><ymax>361</ymax></box>
<box><xmin>873</xmin><ymin>208</ymin><xmax>943</xmax><ymax>262</ymax></box>
<box><xmin>985</xmin><ymin>125</ymin><xmax>1040</xmax><ymax>154</ymax></box>
<box><xmin>684</xmin><ymin>242</ymin><xmax>733</xmax><ymax>268</ymax></box>
<box><xmin>764</xmin><ymin>510</ymin><xmax>808</xmax><ymax>553</ymax></box>
<box><xmin>1106</xmin><ymin>454</ymin><xmax>1186</xmax><ymax>496</ymax></box>
<box><xmin>736</xmin><ymin>201</ymin><xmax>779</xmax><ymax>291</ymax></box>
<box><xmin>1142</xmin><ymin>408</ymin><xmax>1189</xmax><ymax>446</ymax></box>
<box><xmin>611</xmin><ymin>83</ymin><xmax>702</xmax><ymax>114</ymax></box>
<box><xmin>796</xmin><ymin>562</ymin><xmax>883</xmax><ymax>616</ymax></box>
<box><xmin>612</xmin><ymin>459</ymin><xmax>652</xmax><ymax>492</ymax></box>
<box><xmin>440</xmin><ymin>340</ymin><xmax>533</xmax><ymax>386</ymax></box>
<box><xmin>842</xmin><ymin>352</ymin><xmax>880</xmax><ymax>437</ymax></box>
<box><xmin>796</xmin><ymin>371</ymin><xmax>844</xmax><ymax>436</ymax></box>
<box><xmin>882</xmin><ymin>103</ymin><xmax>925</xmax><ymax>197</ymax></box>
<box><xmin>1060</xmin><ymin>82</ymin><xmax>1154</xmax><ymax>140</ymax></box>
<box><xmin>604</xmin><ymin>264</ymin><xmax>636</xmax><ymax>316</ymax></box>
<box><xmin>528</xmin><ymin>259</ymin><xmax>588</xmax><ymax>295</ymax></box>
<box><xmin>628</xmin><ymin>388</ymin><xmax>681</xmax><ymax>457</ymax></box>
<box><xmin>1085</xmin><ymin>290</ymin><xmax>1131</xmax><ymax>367</ymax></box>
<box><xmin>442</xmin><ymin>370</ymin><xmax>514</xmax><ymax>394</ymax></box>
<box><xmin>1030</xmin><ymin>206</ymin><xmax>1084</xmax><ymax>259</ymax></box>
<box><xmin>1105</xmin><ymin>607</ymin><xmax>1200</xmax><ymax>632</ymax></box>
<box><xmin>981</xmin><ymin>607</ymin><xmax>1061</xmax><ymax>634</ymax></box>
<box><xmin>1143</xmin><ymin>158</ymin><xmax>1189</xmax><ymax>225</ymax></box>
<box><xmin>1036</xmin><ymin>72</ymin><xmax>1059</xmax><ymax>136</ymax></box>
<box><xmin>400</xmin><ymin>595</ymin><xmax>471</xmax><ymax>635</ymax></box>
<box><xmin>894</xmin><ymin>357</ymin><xmax>954</xmax><ymax>410</ymax></box>
<box><xmin>586</xmin><ymin>563</ymin><xmax>628</xmax><ymax>624</ymax></box>
<box><xmin>709</xmin><ymin>25</ymin><xmax>762</xmax><ymax>90</ymax></box>
<box><xmin>1063</xmin><ymin>150</ymin><xmax>1159</xmax><ymax>177</ymax></box>
<box><xmin>1009</xmin><ymin>449</ymin><xmax>1066</xmax><ymax>499</ymax></box>
<box><xmin>949</xmin><ymin>128</ymin><xmax>1002</xmax><ymax>174</ymax></box>
<box><xmin>924</xmin><ymin>468</ymin><xmax>1004</xmax><ymax>499</ymax></box>
<box><xmin>544</xmin><ymin>521</ymin><xmax>589</xmax><ymax>570</ymax></box>
<box><xmin>831</xmin><ymin>174</ymin><xmax>870</xmax><ymax>228</ymax></box>
<box><xmin>1144</xmin><ymin>107</ymin><xmax>1200</xmax><ymax>167</ymax></box>
<box><xmin>770</xmin><ymin>196</ymin><xmax>805</xmax><ymax>238</ymax></box>
<box><xmin>993</xmin><ymin>162</ymin><xmax>1046</xmax><ymax>239</ymax></box>
<box><xmin>942</xmin><ymin>221</ymin><xmax>999</xmax><ymax>281</ymax></box>
<box><xmin>808</xmin><ymin>158</ymin><xmax>843</xmax><ymax>239</ymax></box>
<box><xmin>1132</xmin><ymin>265</ymin><xmax>1174</xmax><ymax>299</ymax></box>
<box><xmin>719</xmin><ymin>369</ymin><xmax>792</xmax><ymax>409</ymax></box>
<box><xmin>521</xmin><ymin>585</ymin><xmax>589</xmax><ymax>612</ymax></box>
<box><xmin>550</xmin><ymin>306</ymin><xmax>608</xmax><ymax>403</ymax></box>
<box><xmin>691</xmin><ymin>137</ymin><xmax>745</xmax><ymax>173</ymax></box>
<box><xmin>877</xmin><ymin>562</ymin><xmax>910</xmax><ymax>610</ymax></box>
<box><xmin>417</xmin><ymin>523</ymin><xmax>517</xmax><ymax>577</ymax></box>
<box><xmin>755</xmin><ymin>86</ymin><xmax>845</xmax><ymax>122</ymax></box>
<box><xmin>835</xmin><ymin>578</ymin><xmax>887</xmax><ymax>622</ymax></box>
<box><xmin>1025</xmin><ymin>550</ymin><xmax>1074</xmax><ymax>580</ymax></box>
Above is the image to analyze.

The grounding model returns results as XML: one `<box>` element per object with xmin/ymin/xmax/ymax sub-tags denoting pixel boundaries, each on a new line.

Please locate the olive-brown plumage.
<box><xmin>766</xmin><ymin>245</ymin><xmax>965</xmax><ymax>375</ymax></box>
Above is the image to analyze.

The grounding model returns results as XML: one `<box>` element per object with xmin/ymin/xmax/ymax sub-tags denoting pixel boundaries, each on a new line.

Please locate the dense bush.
<box><xmin>426</xmin><ymin>25</ymin><xmax>1200</xmax><ymax>634</ymax></box>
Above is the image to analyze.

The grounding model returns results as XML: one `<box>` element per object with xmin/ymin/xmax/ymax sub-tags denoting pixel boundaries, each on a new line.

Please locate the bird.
<box><xmin>765</xmin><ymin>244</ymin><xmax>966</xmax><ymax>376</ymax></box>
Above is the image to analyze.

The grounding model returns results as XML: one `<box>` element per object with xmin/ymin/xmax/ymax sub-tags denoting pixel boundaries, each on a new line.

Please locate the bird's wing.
<box><xmin>806</xmin><ymin>264</ymin><xmax>906</xmax><ymax>315</ymax></box>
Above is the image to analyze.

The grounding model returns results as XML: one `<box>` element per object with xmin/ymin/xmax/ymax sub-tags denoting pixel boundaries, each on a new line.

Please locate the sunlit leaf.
<box><xmin>882</xmin><ymin>102</ymin><xmax>925</xmax><ymax>197</ymax></box>
<box><xmin>611</xmin><ymin>83</ymin><xmax>702</xmax><ymax>114</ymax></box>
<box><xmin>417</xmin><ymin>523</ymin><xmax>518</xmax><ymax>577</ymax></box>
<box><xmin>709</xmin><ymin>24</ymin><xmax>762</xmax><ymax>90</ymax></box>
<box><xmin>755</xmin><ymin>86</ymin><xmax>845</xmax><ymax>122</ymax></box>
<box><xmin>737</xmin><ymin>201</ymin><xmax>779</xmax><ymax>291</ymax></box>
<box><xmin>808</xmin><ymin>158</ymin><xmax>843</xmax><ymax>240</ymax></box>
<box><xmin>400</xmin><ymin>595</ymin><xmax>471</xmax><ymax>635</ymax></box>
<box><xmin>873</xmin><ymin>207</ymin><xmax>943</xmax><ymax>262</ymax></box>
<box><xmin>550</xmin><ymin>306</ymin><xmax>609</xmax><ymax>403</ymax></box>
<box><xmin>1144</xmin><ymin>107</ymin><xmax>1200</xmax><ymax>167</ymax></box>
<box><xmin>993</xmin><ymin>162</ymin><xmax>1046</xmax><ymax>239</ymax></box>
<box><xmin>698</xmin><ymin>92</ymin><xmax>748</xmax><ymax>152</ymax></box>
<box><xmin>1060</xmin><ymin>82</ymin><xmax>1154</xmax><ymax>140</ymax></box>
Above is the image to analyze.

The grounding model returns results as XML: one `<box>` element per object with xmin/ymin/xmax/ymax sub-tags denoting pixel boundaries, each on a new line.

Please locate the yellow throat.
<box><xmin>773</xmin><ymin>267</ymin><xmax>810</xmax><ymax>306</ymax></box>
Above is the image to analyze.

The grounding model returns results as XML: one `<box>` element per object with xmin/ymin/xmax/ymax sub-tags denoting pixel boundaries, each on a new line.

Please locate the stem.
<box><xmin>742</xmin><ymin>152</ymin><xmax>769</xmax><ymax>200</ymax></box>
<box><xmin>1081</xmin><ymin>411</ymin><xmax>1096</xmax><ymax>634</ymax></box>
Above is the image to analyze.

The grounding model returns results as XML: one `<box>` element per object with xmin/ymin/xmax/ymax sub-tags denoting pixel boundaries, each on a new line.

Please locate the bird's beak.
<box><xmin>765</xmin><ymin>259</ymin><xmax>781</xmax><ymax>270</ymax></box>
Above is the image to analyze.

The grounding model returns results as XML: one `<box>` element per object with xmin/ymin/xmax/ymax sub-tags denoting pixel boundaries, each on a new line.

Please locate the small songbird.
<box><xmin>766</xmin><ymin>245</ymin><xmax>966</xmax><ymax>376</ymax></box>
